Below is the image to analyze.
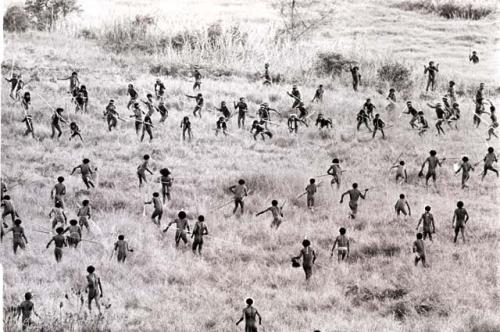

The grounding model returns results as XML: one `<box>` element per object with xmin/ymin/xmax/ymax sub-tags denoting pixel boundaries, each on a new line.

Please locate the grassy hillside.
<box><xmin>1</xmin><ymin>0</ymin><xmax>499</xmax><ymax>331</ymax></box>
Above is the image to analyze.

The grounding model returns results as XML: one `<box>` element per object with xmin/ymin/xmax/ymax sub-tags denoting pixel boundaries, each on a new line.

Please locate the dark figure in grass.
<box><xmin>145</xmin><ymin>192</ymin><xmax>163</xmax><ymax>226</ymax></box>
<box><xmin>114</xmin><ymin>235</ymin><xmax>133</xmax><ymax>262</ymax></box>
<box><xmin>482</xmin><ymin>146</ymin><xmax>498</xmax><ymax>180</ymax></box>
<box><xmin>413</xmin><ymin>233</ymin><xmax>427</xmax><ymax>267</ymax></box>
<box><xmin>64</xmin><ymin>219</ymin><xmax>82</xmax><ymax>248</ymax></box>
<box><xmin>17</xmin><ymin>292</ymin><xmax>40</xmax><ymax>331</ymax></box>
<box><xmin>181</xmin><ymin>116</ymin><xmax>193</xmax><ymax>141</ymax></box>
<box><xmin>331</xmin><ymin>227</ymin><xmax>350</xmax><ymax>263</ymax></box>
<box><xmin>416</xmin><ymin>206</ymin><xmax>436</xmax><ymax>241</ymax></box>
<box><xmin>419</xmin><ymin>150</ymin><xmax>443</xmax><ymax>187</ymax></box>
<box><xmin>71</xmin><ymin>158</ymin><xmax>95</xmax><ymax>189</ymax></box>
<box><xmin>372</xmin><ymin>113</ymin><xmax>385</xmax><ymax>139</ymax></box>
<box><xmin>103</xmin><ymin>99</ymin><xmax>119</xmax><ymax>131</ymax></box>
<box><xmin>229</xmin><ymin>179</ymin><xmax>248</xmax><ymax>214</ymax></box>
<box><xmin>251</xmin><ymin>120</ymin><xmax>273</xmax><ymax>141</ymax></box>
<box><xmin>469</xmin><ymin>51</ymin><xmax>479</xmax><ymax>64</ymax></box>
<box><xmin>46</xmin><ymin>227</ymin><xmax>67</xmax><ymax>262</ymax></box>
<box><xmin>85</xmin><ymin>265</ymin><xmax>103</xmax><ymax>314</ymax></box>
<box><xmin>455</xmin><ymin>156</ymin><xmax>474</xmax><ymax>189</ymax></box>
<box><xmin>137</xmin><ymin>154</ymin><xmax>153</xmax><ymax>188</ymax></box>
<box><xmin>4</xmin><ymin>219</ymin><xmax>28</xmax><ymax>254</ymax></box>
<box><xmin>316</xmin><ymin>113</ymin><xmax>332</xmax><ymax>129</ymax></box>
<box><xmin>293</xmin><ymin>239</ymin><xmax>317</xmax><ymax>281</ymax></box>
<box><xmin>256</xmin><ymin>200</ymin><xmax>283</xmax><ymax>229</ymax></box>
<box><xmin>21</xmin><ymin>113</ymin><xmax>35</xmax><ymax>138</ymax></box>
<box><xmin>191</xmin><ymin>215</ymin><xmax>208</xmax><ymax>255</ymax></box>
<box><xmin>163</xmin><ymin>211</ymin><xmax>190</xmax><ymax>248</ymax></box>
<box><xmin>160</xmin><ymin>168</ymin><xmax>173</xmax><ymax>203</ymax></box>
<box><xmin>349</xmin><ymin>64</ymin><xmax>361</xmax><ymax>91</ymax></box>
<box><xmin>453</xmin><ymin>201</ymin><xmax>469</xmax><ymax>244</ymax></box>
<box><xmin>340</xmin><ymin>183</ymin><xmax>368</xmax><ymax>219</ymax></box>
<box><xmin>51</xmin><ymin>108</ymin><xmax>68</xmax><ymax>139</ymax></box>
<box><xmin>236</xmin><ymin>298</ymin><xmax>262</xmax><ymax>331</ymax></box>
<box><xmin>186</xmin><ymin>93</ymin><xmax>204</xmax><ymax>118</ymax></box>
<box><xmin>356</xmin><ymin>109</ymin><xmax>371</xmax><ymax>132</ymax></box>
<box><xmin>69</xmin><ymin>122</ymin><xmax>83</xmax><ymax>141</ymax></box>
<box><xmin>311</xmin><ymin>84</ymin><xmax>324</xmax><ymax>103</ymax></box>
<box><xmin>234</xmin><ymin>97</ymin><xmax>248</xmax><ymax>129</ymax></box>
<box><xmin>141</xmin><ymin>115</ymin><xmax>154</xmax><ymax>142</ymax></box>
<box><xmin>424</xmin><ymin>61</ymin><xmax>439</xmax><ymax>92</ymax></box>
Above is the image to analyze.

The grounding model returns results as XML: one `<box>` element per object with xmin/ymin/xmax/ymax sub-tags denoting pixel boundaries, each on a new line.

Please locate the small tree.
<box><xmin>276</xmin><ymin>0</ymin><xmax>335</xmax><ymax>41</ymax></box>
<box><xmin>24</xmin><ymin>0</ymin><xmax>81</xmax><ymax>31</ymax></box>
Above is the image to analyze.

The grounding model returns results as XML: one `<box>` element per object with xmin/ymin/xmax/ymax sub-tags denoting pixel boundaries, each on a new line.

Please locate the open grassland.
<box><xmin>1</xmin><ymin>0</ymin><xmax>500</xmax><ymax>331</ymax></box>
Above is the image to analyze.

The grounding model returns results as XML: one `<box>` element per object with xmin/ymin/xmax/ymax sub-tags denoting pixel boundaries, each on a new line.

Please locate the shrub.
<box><xmin>315</xmin><ymin>52</ymin><xmax>354</xmax><ymax>77</ymax></box>
<box><xmin>25</xmin><ymin>0</ymin><xmax>81</xmax><ymax>31</ymax></box>
<box><xmin>377</xmin><ymin>62</ymin><xmax>413</xmax><ymax>92</ymax></box>
<box><xmin>3</xmin><ymin>5</ymin><xmax>30</xmax><ymax>32</ymax></box>
<box><xmin>394</xmin><ymin>0</ymin><xmax>494</xmax><ymax>20</ymax></box>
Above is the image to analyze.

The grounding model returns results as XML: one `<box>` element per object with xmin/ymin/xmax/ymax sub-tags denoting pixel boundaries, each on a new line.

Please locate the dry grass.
<box><xmin>394</xmin><ymin>0</ymin><xmax>496</xmax><ymax>20</ymax></box>
<box><xmin>1</xmin><ymin>0</ymin><xmax>500</xmax><ymax>331</ymax></box>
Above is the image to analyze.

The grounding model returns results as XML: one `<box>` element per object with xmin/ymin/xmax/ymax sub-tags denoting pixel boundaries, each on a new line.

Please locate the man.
<box><xmin>403</xmin><ymin>101</ymin><xmax>419</xmax><ymax>129</ymax></box>
<box><xmin>447</xmin><ymin>81</ymin><xmax>456</xmax><ymax>104</ymax></box>
<box><xmin>216</xmin><ymin>101</ymin><xmax>231</xmax><ymax>119</ymax></box>
<box><xmin>57</xmin><ymin>71</ymin><xmax>80</xmax><ymax>97</ymax></box>
<box><xmin>424</xmin><ymin>61</ymin><xmax>439</xmax><ymax>92</ymax></box>
<box><xmin>137</xmin><ymin>154</ymin><xmax>153</xmax><ymax>188</ymax></box>
<box><xmin>394</xmin><ymin>194</ymin><xmax>411</xmax><ymax>218</ymax></box>
<box><xmin>114</xmin><ymin>235</ymin><xmax>133</xmax><ymax>262</ymax></box>
<box><xmin>469</xmin><ymin>50</ymin><xmax>479</xmax><ymax>64</ymax></box>
<box><xmin>287</xmin><ymin>85</ymin><xmax>302</xmax><ymax>108</ymax></box>
<box><xmin>186</xmin><ymin>93</ymin><xmax>204</xmax><ymax>118</ymax></box>
<box><xmin>412</xmin><ymin>233</ymin><xmax>427</xmax><ymax>267</ymax></box>
<box><xmin>256</xmin><ymin>200</ymin><xmax>284</xmax><ymax>229</ymax></box>
<box><xmin>455</xmin><ymin>156</ymin><xmax>474</xmax><ymax>189</ymax></box>
<box><xmin>21</xmin><ymin>113</ymin><xmax>35</xmax><ymax>138</ymax></box>
<box><xmin>386</xmin><ymin>88</ymin><xmax>397</xmax><ymax>111</ymax></box>
<box><xmin>427</xmin><ymin>102</ymin><xmax>446</xmax><ymax>135</ymax></box>
<box><xmin>262</xmin><ymin>63</ymin><xmax>271</xmax><ymax>86</ymax></box>
<box><xmin>330</xmin><ymin>227</ymin><xmax>349</xmax><ymax>263</ymax></box>
<box><xmin>158</xmin><ymin>101</ymin><xmax>168</xmax><ymax>123</ymax></box>
<box><xmin>126</xmin><ymin>84</ymin><xmax>138</xmax><ymax>109</ymax></box>
<box><xmin>305</xmin><ymin>179</ymin><xmax>317</xmax><ymax>209</ymax></box>
<box><xmin>486</xmin><ymin>100</ymin><xmax>498</xmax><ymax>140</ymax></box>
<box><xmin>154</xmin><ymin>78</ymin><xmax>165</xmax><ymax>100</ymax></box>
<box><xmin>191</xmin><ymin>215</ymin><xmax>208</xmax><ymax>255</ymax></box>
<box><xmin>327</xmin><ymin>158</ymin><xmax>343</xmax><ymax>189</ymax></box>
<box><xmin>141</xmin><ymin>115</ymin><xmax>154</xmax><ymax>142</ymax></box>
<box><xmin>141</xmin><ymin>93</ymin><xmax>157</xmax><ymax>117</ymax></box>
<box><xmin>287</xmin><ymin>114</ymin><xmax>307</xmax><ymax>134</ymax></box>
<box><xmin>51</xmin><ymin>108</ymin><xmax>67</xmax><ymax>139</ymax></box>
<box><xmin>229</xmin><ymin>179</ymin><xmax>248</xmax><ymax>214</ymax></box>
<box><xmin>293</xmin><ymin>239</ymin><xmax>317</xmax><ymax>281</ymax></box>
<box><xmin>71</xmin><ymin>158</ymin><xmax>95</xmax><ymax>189</ymax></box>
<box><xmin>311</xmin><ymin>84</ymin><xmax>324</xmax><ymax>103</ymax></box>
<box><xmin>160</xmin><ymin>168</ymin><xmax>173</xmax><ymax>203</ymax></box>
<box><xmin>234</xmin><ymin>98</ymin><xmax>248</xmax><ymax>129</ymax></box>
<box><xmin>419</xmin><ymin>150</ymin><xmax>443</xmax><ymax>187</ymax></box>
<box><xmin>452</xmin><ymin>201</ymin><xmax>469</xmax><ymax>243</ymax></box>
<box><xmin>390</xmin><ymin>161</ymin><xmax>407</xmax><ymax>184</ymax></box>
<box><xmin>215</xmin><ymin>117</ymin><xmax>228</xmax><ymax>136</ymax></box>
<box><xmin>144</xmin><ymin>192</ymin><xmax>163</xmax><ymax>226</ymax></box>
<box><xmin>46</xmin><ymin>227</ymin><xmax>67</xmax><ymax>262</ymax></box>
<box><xmin>340</xmin><ymin>183</ymin><xmax>368</xmax><ymax>219</ymax></box>
<box><xmin>349</xmin><ymin>65</ymin><xmax>361</xmax><ymax>91</ymax></box>
<box><xmin>5</xmin><ymin>219</ymin><xmax>28</xmax><ymax>254</ymax></box>
<box><xmin>86</xmin><ymin>265</ymin><xmax>103</xmax><ymax>313</ymax></box>
<box><xmin>236</xmin><ymin>298</ymin><xmax>262</xmax><ymax>331</ymax></box>
<box><xmin>103</xmin><ymin>100</ymin><xmax>119</xmax><ymax>131</ymax></box>
<box><xmin>77</xmin><ymin>200</ymin><xmax>91</xmax><ymax>231</ymax></box>
<box><xmin>250</xmin><ymin>120</ymin><xmax>273</xmax><ymax>141</ymax></box>
<box><xmin>372</xmin><ymin>114</ymin><xmax>385</xmax><ymax>139</ymax></box>
<box><xmin>356</xmin><ymin>109</ymin><xmax>371</xmax><ymax>132</ymax></box>
<box><xmin>363</xmin><ymin>98</ymin><xmax>376</xmax><ymax>119</ymax></box>
<box><xmin>163</xmin><ymin>211</ymin><xmax>191</xmax><ymax>248</ymax></box>
<box><xmin>416</xmin><ymin>206</ymin><xmax>435</xmax><ymax>241</ymax></box>
<box><xmin>130</xmin><ymin>102</ymin><xmax>145</xmax><ymax>135</ymax></box>
<box><xmin>482</xmin><ymin>147</ymin><xmax>498</xmax><ymax>180</ymax></box>
<box><xmin>17</xmin><ymin>292</ymin><xmax>40</xmax><ymax>331</ymax></box>
<box><xmin>315</xmin><ymin>114</ymin><xmax>332</xmax><ymax>129</ymax></box>
<box><xmin>181</xmin><ymin>116</ymin><xmax>192</xmax><ymax>142</ymax></box>
<box><xmin>193</xmin><ymin>67</ymin><xmax>202</xmax><ymax>90</ymax></box>
<box><xmin>474</xmin><ymin>83</ymin><xmax>485</xmax><ymax>128</ymax></box>
<box><xmin>63</xmin><ymin>219</ymin><xmax>82</xmax><ymax>248</ymax></box>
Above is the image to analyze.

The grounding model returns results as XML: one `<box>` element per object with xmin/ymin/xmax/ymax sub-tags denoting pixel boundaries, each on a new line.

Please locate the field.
<box><xmin>1</xmin><ymin>0</ymin><xmax>500</xmax><ymax>331</ymax></box>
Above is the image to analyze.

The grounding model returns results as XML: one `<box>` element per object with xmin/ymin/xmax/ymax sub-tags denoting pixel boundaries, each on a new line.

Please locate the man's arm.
<box><xmin>360</xmin><ymin>189</ymin><xmax>368</xmax><ymax>200</ymax></box>
<box><xmin>70</xmin><ymin>166</ymin><xmax>80</xmax><ymax>175</ymax></box>
<box><xmin>420</xmin><ymin>159</ymin><xmax>428</xmax><ymax>173</ymax></box>
<box><xmin>330</xmin><ymin>238</ymin><xmax>338</xmax><ymax>255</ymax></box>
<box><xmin>340</xmin><ymin>191</ymin><xmax>347</xmax><ymax>203</ymax></box>
<box><xmin>416</xmin><ymin>217</ymin><xmax>422</xmax><ymax>230</ymax></box>
<box><xmin>406</xmin><ymin>202</ymin><xmax>411</xmax><ymax>216</ymax></box>
<box><xmin>236</xmin><ymin>314</ymin><xmax>244</xmax><ymax>326</ymax></box>
<box><xmin>46</xmin><ymin>238</ymin><xmax>54</xmax><ymax>249</ymax></box>
<box><xmin>255</xmin><ymin>208</ymin><xmax>268</xmax><ymax>217</ymax></box>
<box><xmin>465</xmin><ymin>211</ymin><xmax>469</xmax><ymax>223</ymax></box>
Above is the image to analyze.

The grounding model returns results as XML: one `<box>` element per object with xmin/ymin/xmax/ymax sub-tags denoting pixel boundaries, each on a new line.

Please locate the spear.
<box><xmin>296</xmin><ymin>182</ymin><xmax>322</xmax><ymax>199</ymax></box>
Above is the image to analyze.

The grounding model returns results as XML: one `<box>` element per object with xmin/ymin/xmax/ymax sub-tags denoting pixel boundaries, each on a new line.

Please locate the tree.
<box><xmin>276</xmin><ymin>0</ymin><xmax>335</xmax><ymax>41</ymax></box>
<box><xmin>24</xmin><ymin>0</ymin><xmax>81</xmax><ymax>31</ymax></box>
<box><xmin>3</xmin><ymin>5</ymin><xmax>31</xmax><ymax>32</ymax></box>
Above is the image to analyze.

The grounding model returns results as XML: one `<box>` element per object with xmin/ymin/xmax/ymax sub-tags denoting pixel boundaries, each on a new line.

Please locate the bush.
<box><xmin>314</xmin><ymin>52</ymin><xmax>354</xmax><ymax>77</ymax></box>
<box><xmin>394</xmin><ymin>0</ymin><xmax>494</xmax><ymax>20</ymax></box>
<box><xmin>3</xmin><ymin>5</ymin><xmax>30</xmax><ymax>32</ymax></box>
<box><xmin>377</xmin><ymin>62</ymin><xmax>413</xmax><ymax>92</ymax></box>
